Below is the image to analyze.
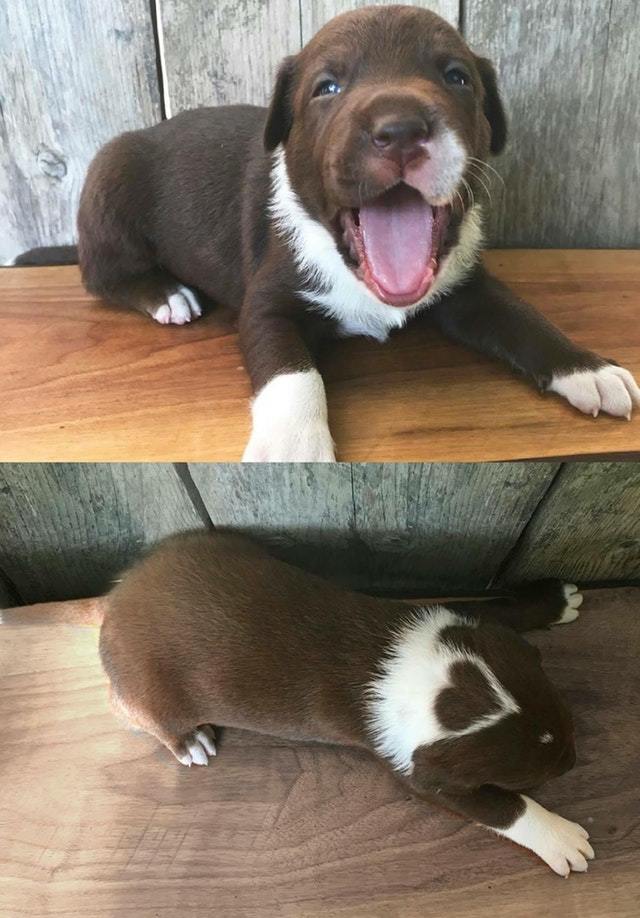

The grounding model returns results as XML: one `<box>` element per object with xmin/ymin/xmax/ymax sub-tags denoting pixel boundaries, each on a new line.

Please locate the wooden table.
<box><xmin>1</xmin><ymin>588</ymin><xmax>638</xmax><ymax>917</ymax></box>
<box><xmin>1</xmin><ymin>251</ymin><xmax>639</xmax><ymax>461</ymax></box>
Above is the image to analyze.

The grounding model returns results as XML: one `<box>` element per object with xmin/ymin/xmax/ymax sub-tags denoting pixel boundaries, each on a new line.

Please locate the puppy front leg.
<box><xmin>239</xmin><ymin>310</ymin><xmax>335</xmax><ymax>462</ymax></box>
<box><xmin>449</xmin><ymin>580</ymin><xmax>584</xmax><ymax>632</ymax></box>
<box><xmin>409</xmin><ymin>781</ymin><xmax>594</xmax><ymax>876</ymax></box>
<box><xmin>431</xmin><ymin>265</ymin><xmax>640</xmax><ymax>419</ymax></box>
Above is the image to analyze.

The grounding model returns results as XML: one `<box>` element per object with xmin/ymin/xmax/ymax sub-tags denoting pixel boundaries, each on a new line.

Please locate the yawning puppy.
<box><xmin>90</xmin><ymin>531</ymin><xmax>592</xmax><ymax>876</ymax></box>
<box><xmin>17</xmin><ymin>6</ymin><xmax>639</xmax><ymax>458</ymax></box>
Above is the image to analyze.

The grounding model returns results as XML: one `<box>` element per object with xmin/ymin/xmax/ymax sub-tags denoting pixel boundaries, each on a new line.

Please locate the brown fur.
<box><xmin>95</xmin><ymin>530</ymin><xmax>576</xmax><ymax>833</ymax></box>
<box><xmin>18</xmin><ymin>6</ymin><xmax>612</xmax><ymax>402</ymax></box>
<box><xmin>69</xmin><ymin>5</ymin><xmax>606</xmax><ymax>397</ymax></box>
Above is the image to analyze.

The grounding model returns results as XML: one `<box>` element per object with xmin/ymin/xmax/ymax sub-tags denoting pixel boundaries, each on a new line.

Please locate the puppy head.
<box><xmin>264</xmin><ymin>6</ymin><xmax>506</xmax><ymax>307</ymax></box>
<box><xmin>412</xmin><ymin>622</ymin><xmax>575</xmax><ymax>794</ymax></box>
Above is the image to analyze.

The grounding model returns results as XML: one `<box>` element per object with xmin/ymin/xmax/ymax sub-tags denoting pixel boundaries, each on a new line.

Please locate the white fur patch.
<box><xmin>242</xmin><ymin>369</ymin><xmax>336</xmax><ymax>462</ymax></box>
<box><xmin>404</xmin><ymin>129</ymin><xmax>468</xmax><ymax>205</ymax></box>
<box><xmin>177</xmin><ymin>725</ymin><xmax>217</xmax><ymax>767</ymax></box>
<box><xmin>549</xmin><ymin>365</ymin><xmax>640</xmax><ymax>419</ymax></box>
<box><xmin>495</xmin><ymin>796</ymin><xmax>594</xmax><ymax>876</ymax></box>
<box><xmin>269</xmin><ymin>148</ymin><xmax>484</xmax><ymax>342</ymax></box>
<box><xmin>365</xmin><ymin>607</ymin><xmax>520</xmax><ymax>775</ymax></box>
<box><xmin>151</xmin><ymin>285</ymin><xmax>202</xmax><ymax>325</ymax></box>
<box><xmin>555</xmin><ymin>584</ymin><xmax>583</xmax><ymax>625</ymax></box>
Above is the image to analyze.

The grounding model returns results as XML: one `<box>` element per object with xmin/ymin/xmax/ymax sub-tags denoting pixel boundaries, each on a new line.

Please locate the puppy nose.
<box><xmin>371</xmin><ymin>117</ymin><xmax>430</xmax><ymax>162</ymax></box>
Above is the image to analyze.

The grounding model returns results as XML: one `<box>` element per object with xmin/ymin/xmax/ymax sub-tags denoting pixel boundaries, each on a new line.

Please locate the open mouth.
<box><xmin>337</xmin><ymin>184</ymin><xmax>450</xmax><ymax>308</ymax></box>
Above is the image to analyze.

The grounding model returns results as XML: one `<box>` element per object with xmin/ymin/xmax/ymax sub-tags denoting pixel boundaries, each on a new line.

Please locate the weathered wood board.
<box><xmin>1</xmin><ymin>461</ymin><xmax>640</xmax><ymax>602</ymax></box>
<box><xmin>188</xmin><ymin>462</ymin><xmax>359</xmax><ymax>584</ymax></box>
<box><xmin>158</xmin><ymin>0</ymin><xmax>301</xmax><ymax>114</ymax></box>
<box><xmin>300</xmin><ymin>0</ymin><xmax>459</xmax><ymax>40</ymax></box>
<box><xmin>0</xmin><ymin>0</ymin><xmax>161</xmax><ymax>265</ymax></box>
<box><xmin>190</xmin><ymin>462</ymin><xmax>558</xmax><ymax>591</ymax></box>
<box><xmin>0</xmin><ymin>464</ymin><xmax>204</xmax><ymax>602</ymax></box>
<box><xmin>348</xmin><ymin>463</ymin><xmax>558</xmax><ymax>591</ymax></box>
<box><xmin>501</xmin><ymin>462</ymin><xmax>640</xmax><ymax>584</ymax></box>
<box><xmin>463</xmin><ymin>0</ymin><xmax>640</xmax><ymax>247</ymax></box>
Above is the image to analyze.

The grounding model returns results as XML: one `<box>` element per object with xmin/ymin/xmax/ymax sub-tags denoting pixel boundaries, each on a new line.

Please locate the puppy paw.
<box><xmin>151</xmin><ymin>285</ymin><xmax>202</xmax><ymax>326</ymax></box>
<box><xmin>243</xmin><ymin>424</ymin><xmax>336</xmax><ymax>462</ymax></box>
<box><xmin>555</xmin><ymin>583</ymin><xmax>583</xmax><ymax>625</ymax></box>
<box><xmin>501</xmin><ymin>797</ymin><xmax>595</xmax><ymax>877</ymax></box>
<box><xmin>243</xmin><ymin>369</ymin><xmax>336</xmax><ymax>462</ymax></box>
<box><xmin>176</xmin><ymin>724</ymin><xmax>217</xmax><ymax>767</ymax></box>
<box><xmin>549</xmin><ymin>365</ymin><xmax>640</xmax><ymax>419</ymax></box>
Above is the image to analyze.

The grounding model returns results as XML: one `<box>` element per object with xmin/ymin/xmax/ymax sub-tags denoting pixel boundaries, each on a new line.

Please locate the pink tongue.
<box><xmin>359</xmin><ymin>185</ymin><xmax>434</xmax><ymax>297</ymax></box>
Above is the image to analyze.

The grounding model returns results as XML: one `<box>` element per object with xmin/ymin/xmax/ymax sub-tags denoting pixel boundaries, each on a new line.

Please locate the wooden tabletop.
<box><xmin>1</xmin><ymin>587</ymin><xmax>638</xmax><ymax>916</ymax></box>
<box><xmin>1</xmin><ymin>251</ymin><xmax>639</xmax><ymax>461</ymax></box>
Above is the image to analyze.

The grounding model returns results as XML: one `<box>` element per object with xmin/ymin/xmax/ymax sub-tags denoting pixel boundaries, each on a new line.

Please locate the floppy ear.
<box><xmin>474</xmin><ymin>55</ymin><xmax>508</xmax><ymax>156</ymax></box>
<box><xmin>264</xmin><ymin>56</ymin><xmax>298</xmax><ymax>151</ymax></box>
<box><xmin>411</xmin><ymin>737</ymin><xmax>484</xmax><ymax>792</ymax></box>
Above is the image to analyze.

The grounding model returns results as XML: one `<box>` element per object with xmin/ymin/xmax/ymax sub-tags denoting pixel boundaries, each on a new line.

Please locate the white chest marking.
<box><xmin>269</xmin><ymin>148</ymin><xmax>484</xmax><ymax>342</ymax></box>
<box><xmin>365</xmin><ymin>607</ymin><xmax>519</xmax><ymax>775</ymax></box>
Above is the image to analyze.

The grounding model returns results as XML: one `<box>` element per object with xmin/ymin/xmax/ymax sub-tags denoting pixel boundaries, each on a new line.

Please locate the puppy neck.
<box><xmin>364</xmin><ymin>606</ymin><xmax>519</xmax><ymax>775</ymax></box>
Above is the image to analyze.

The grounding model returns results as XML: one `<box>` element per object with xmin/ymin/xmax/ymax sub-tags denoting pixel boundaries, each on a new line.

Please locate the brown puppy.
<box><xmin>93</xmin><ymin>530</ymin><xmax>592</xmax><ymax>876</ymax></box>
<box><xmin>17</xmin><ymin>6</ymin><xmax>640</xmax><ymax>459</ymax></box>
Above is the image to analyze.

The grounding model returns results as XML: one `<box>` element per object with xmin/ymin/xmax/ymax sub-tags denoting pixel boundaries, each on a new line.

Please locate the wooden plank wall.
<box><xmin>2</xmin><ymin>0</ymin><xmax>637</xmax><ymax>262</ymax></box>
<box><xmin>463</xmin><ymin>0</ymin><xmax>640</xmax><ymax>247</ymax></box>
<box><xmin>0</xmin><ymin>0</ymin><xmax>161</xmax><ymax>265</ymax></box>
<box><xmin>1</xmin><ymin>462</ymin><xmax>639</xmax><ymax>605</ymax></box>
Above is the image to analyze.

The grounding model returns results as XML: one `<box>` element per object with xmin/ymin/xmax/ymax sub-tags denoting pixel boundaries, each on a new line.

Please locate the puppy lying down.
<box><xmin>10</xmin><ymin>532</ymin><xmax>593</xmax><ymax>876</ymax></box>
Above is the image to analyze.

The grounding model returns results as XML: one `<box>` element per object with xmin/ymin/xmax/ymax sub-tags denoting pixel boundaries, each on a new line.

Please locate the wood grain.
<box><xmin>463</xmin><ymin>0</ymin><xmax>640</xmax><ymax>247</ymax></box>
<box><xmin>501</xmin><ymin>462</ymin><xmax>640</xmax><ymax>585</ymax></box>
<box><xmin>189</xmin><ymin>462</ymin><xmax>360</xmax><ymax>585</ymax></box>
<box><xmin>347</xmin><ymin>463</ymin><xmax>557</xmax><ymax>591</ymax></box>
<box><xmin>158</xmin><ymin>0</ymin><xmax>301</xmax><ymax>114</ymax></box>
<box><xmin>0</xmin><ymin>0</ymin><xmax>161</xmax><ymax>265</ymax></box>
<box><xmin>300</xmin><ymin>0</ymin><xmax>459</xmax><ymax>40</ymax></box>
<box><xmin>1</xmin><ymin>251</ymin><xmax>639</xmax><ymax>461</ymax></box>
<box><xmin>0</xmin><ymin>587</ymin><xmax>638</xmax><ymax>917</ymax></box>
<box><xmin>0</xmin><ymin>464</ymin><xmax>205</xmax><ymax>603</ymax></box>
<box><xmin>189</xmin><ymin>463</ymin><xmax>558</xmax><ymax>592</ymax></box>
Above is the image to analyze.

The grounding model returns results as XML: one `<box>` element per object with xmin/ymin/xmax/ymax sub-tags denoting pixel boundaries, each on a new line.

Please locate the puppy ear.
<box><xmin>264</xmin><ymin>56</ymin><xmax>298</xmax><ymax>151</ymax></box>
<box><xmin>474</xmin><ymin>55</ymin><xmax>508</xmax><ymax>156</ymax></box>
<box><xmin>412</xmin><ymin>737</ymin><xmax>482</xmax><ymax>792</ymax></box>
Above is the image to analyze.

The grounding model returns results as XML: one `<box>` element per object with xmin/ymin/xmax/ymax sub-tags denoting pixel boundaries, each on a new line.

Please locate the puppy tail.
<box><xmin>0</xmin><ymin>597</ymin><xmax>105</xmax><ymax>627</ymax></box>
<box><xmin>13</xmin><ymin>245</ymin><xmax>79</xmax><ymax>266</ymax></box>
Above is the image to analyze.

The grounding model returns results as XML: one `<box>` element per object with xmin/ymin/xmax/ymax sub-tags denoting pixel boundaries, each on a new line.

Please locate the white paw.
<box><xmin>243</xmin><ymin>423</ymin><xmax>336</xmax><ymax>462</ymax></box>
<box><xmin>243</xmin><ymin>369</ymin><xmax>336</xmax><ymax>462</ymax></box>
<box><xmin>555</xmin><ymin>583</ymin><xmax>583</xmax><ymax>625</ymax></box>
<box><xmin>549</xmin><ymin>365</ymin><xmax>640</xmax><ymax>419</ymax></box>
<box><xmin>500</xmin><ymin>797</ymin><xmax>594</xmax><ymax>877</ymax></box>
<box><xmin>176</xmin><ymin>725</ymin><xmax>217</xmax><ymax>767</ymax></box>
<box><xmin>151</xmin><ymin>285</ymin><xmax>202</xmax><ymax>326</ymax></box>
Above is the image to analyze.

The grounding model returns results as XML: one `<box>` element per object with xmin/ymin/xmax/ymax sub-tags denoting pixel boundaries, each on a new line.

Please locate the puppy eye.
<box><xmin>444</xmin><ymin>66</ymin><xmax>470</xmax><ymax>88</ymax></box>
<box><xmin>313</xmin><ymin>79</ymin><xmax>342</xmax><ymax>98</ymax></box>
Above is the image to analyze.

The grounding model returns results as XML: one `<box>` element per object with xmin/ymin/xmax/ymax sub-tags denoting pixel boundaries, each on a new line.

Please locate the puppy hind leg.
<box><xmin>109</xmin><ymin>688</ymin><xmax>216</xmax><ymax>766</ymax></box>
<box><xmin>115</xmin><ymin>273</ymin><xmax>202</xmax><ymax>326</ymax></box>
<box><xmin>86</xmin><ymin>264</ymin><xmax>202</xmax><ymax>326</ymax></box>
